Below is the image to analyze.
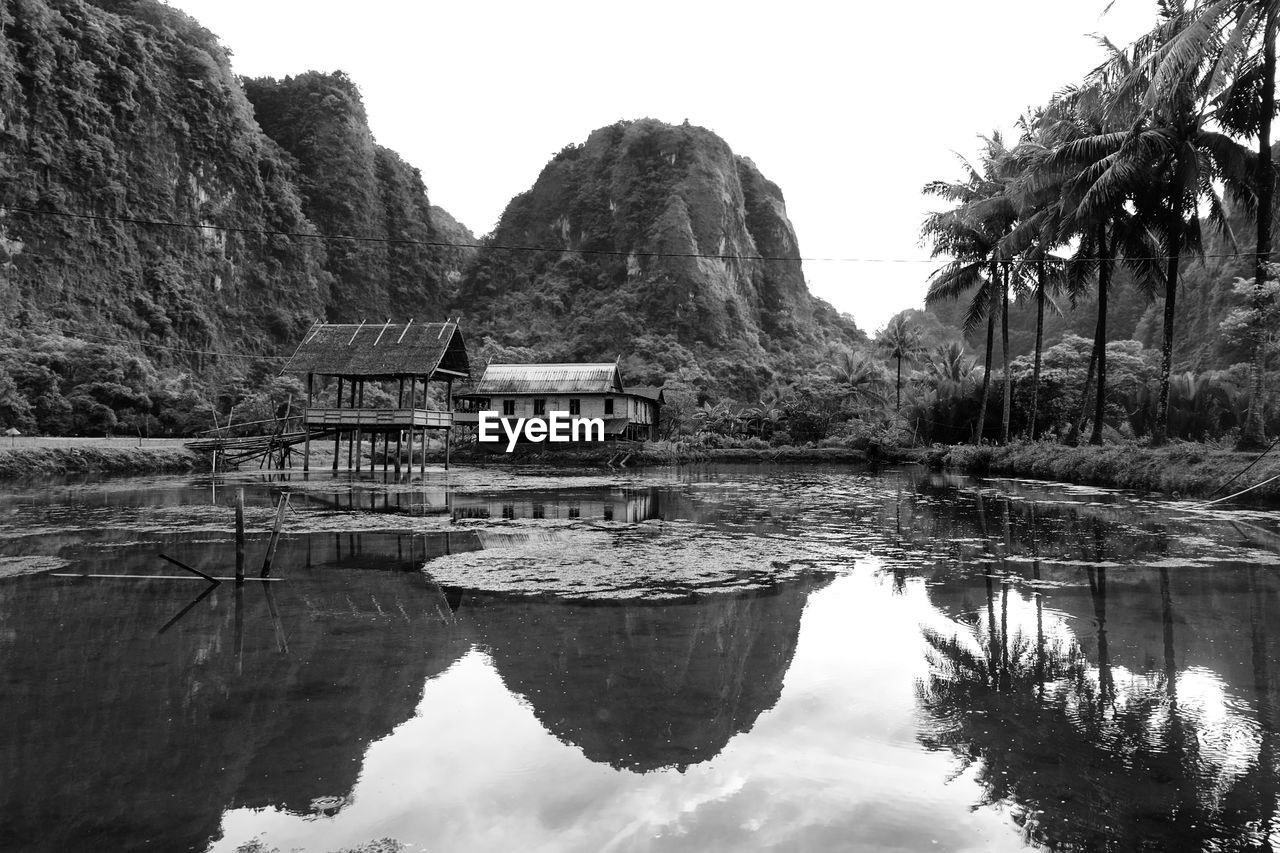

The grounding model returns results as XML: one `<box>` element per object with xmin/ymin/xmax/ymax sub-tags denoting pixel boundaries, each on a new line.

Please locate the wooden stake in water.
<box><xmin>234</xmin><ymin>488</ymin><xmax>246</xmax><ymax>583</ymax></box>
<box><xmin>260</xmin><ymin>493</ymin><xmax>290</xmax><ymax>577</ymax></box>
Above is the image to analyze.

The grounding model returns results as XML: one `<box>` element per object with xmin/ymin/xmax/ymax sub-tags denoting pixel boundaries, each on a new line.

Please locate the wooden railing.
<box><xmin>304</xmin><ymin>408</ymin><xmax>454</xmax><ymax>429</ymax></box>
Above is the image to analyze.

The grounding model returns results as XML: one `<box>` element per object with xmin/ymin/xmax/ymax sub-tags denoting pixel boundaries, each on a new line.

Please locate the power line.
<box><xmin>5</xmin><ymin>204</ymin><xmax>1266</xmax><ymax>265</ymax></box>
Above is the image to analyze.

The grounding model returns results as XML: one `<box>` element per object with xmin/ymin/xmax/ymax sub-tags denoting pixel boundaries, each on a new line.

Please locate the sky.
<box><xmin>166</xmin><ymin>0</ymin><xmax>1154</xmax><ymax>333</ymax></box>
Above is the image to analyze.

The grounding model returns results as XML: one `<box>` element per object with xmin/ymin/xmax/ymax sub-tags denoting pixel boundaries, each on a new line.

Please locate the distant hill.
<box><xmin>454</xmin><ymin>119</ymin><xmax>863</xmax><ymax>401</ymax></box>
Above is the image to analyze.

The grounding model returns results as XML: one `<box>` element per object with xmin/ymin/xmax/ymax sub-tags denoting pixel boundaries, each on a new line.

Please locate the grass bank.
<box><xmin>0</xmin><ymin>441</ymin><xmax>202</xmax><ymax>479</ymax></box>
<box><xmin>932</xmin><ymin>441</ymin><xmax>1280</xmax><ymax>501</ymax></box>
<box><xmin>431</xmin><ymin>443</ymin><xmax>869</xmax><ymax>467</ymax></box>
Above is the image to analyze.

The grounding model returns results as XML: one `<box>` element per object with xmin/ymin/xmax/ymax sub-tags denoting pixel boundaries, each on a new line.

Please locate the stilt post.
<box><xmin>234</xmin><ymin>488</ymin><xmax>246</xmax><ymax>583</ymax></box>
<box><xmin>303</xmin><ymin>373</ymin><xmax>313</xmax><ymax>471</ymax></box>
<box><xmin>332</xmin><ymin>377</ymin><xmax>344</xmax><ymax>472</ymax></box>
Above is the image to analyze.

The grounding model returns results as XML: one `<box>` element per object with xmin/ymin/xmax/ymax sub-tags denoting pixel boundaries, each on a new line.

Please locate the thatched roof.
<box><xmin>467</xmin><ymin>363</ymin><xmax>625</xmax><ymax>395</ymax></box>
<box><xmin>282</xmin><ymin>321</ymin><xmax>469</xmax><ymax>379</ymax></box>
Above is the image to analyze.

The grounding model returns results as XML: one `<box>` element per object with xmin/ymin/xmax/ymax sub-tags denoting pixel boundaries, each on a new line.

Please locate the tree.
<box><xmin>830</xmin><ymin>349</ymin><xmax>890</xmax><ymax>410</ymax></box>
<box><xmin>876</xmin><ymin>316</ymin><xmax>925</xmax><ymax>414</ymax></box>
<box><xmin>1148</xmin><ymin>0</ymin><xmax>1278</xmax><ymax>446</ymax></box>
<box><xmin>1049</xmin><ymin>13</ymin><xmax>1254</xmax><ymax>443</ymax></box>
<box><xmin>1220</xmin><ymin>263</ymin><xmax>1280</xmax><ymax>441</ymax></box>
<box><xmin>922</xmin><ymin>135</ymin><xmax>1020</xmax><ymax>443</ymax></box>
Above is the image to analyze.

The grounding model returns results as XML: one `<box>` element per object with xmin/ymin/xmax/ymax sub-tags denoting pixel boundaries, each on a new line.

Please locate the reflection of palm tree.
<box><xmin>917</xmin><ymin>571</ymin><xmax>1228</xmax><ymax>851</ymax></box>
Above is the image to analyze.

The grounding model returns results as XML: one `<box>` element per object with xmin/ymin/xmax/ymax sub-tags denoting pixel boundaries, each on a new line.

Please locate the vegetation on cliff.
<box><xmin>455</xmin><ymin>119</ymin><xmax>863</xmax><ymax>406</ymax></box>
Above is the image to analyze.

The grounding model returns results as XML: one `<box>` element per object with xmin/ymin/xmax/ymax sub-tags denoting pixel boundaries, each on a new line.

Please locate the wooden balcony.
<box><xmin>304</xmin><ymin>407</ymin><xmax>454</xmax><ymax>430</ymax></box>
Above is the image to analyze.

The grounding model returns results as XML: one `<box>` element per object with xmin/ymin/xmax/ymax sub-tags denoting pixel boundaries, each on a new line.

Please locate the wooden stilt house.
<box><xmin>283</xmin><ymin>320</ymin><xmax>469</xmax><ymax>472</ymax></box>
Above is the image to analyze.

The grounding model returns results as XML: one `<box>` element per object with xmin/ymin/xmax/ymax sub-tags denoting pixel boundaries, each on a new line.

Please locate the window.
<box><xmin>569</xmin><ymin>399</ymin><xmax>580</xmax><ymax>416</ymax></box>
<box><xmin>502</xmin><ymin>399</ymin><xmax>515</xmax><ymax>416</ymax></box>
<box><xmin>533</xmin><ymin>398</ymin><xmax>546</xmax><ymax>416</ymax></box>
<box><xmin>604</xmin><ymin>398</ymin><xmax>614</xmax><ymax>416</ymax></box>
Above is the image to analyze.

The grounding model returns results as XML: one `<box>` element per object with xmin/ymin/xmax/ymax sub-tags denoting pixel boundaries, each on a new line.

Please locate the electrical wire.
<box><xmin>3</xmin><ymin>204</ymin><xmax>1270</xmax><ymax>266</ymax></box>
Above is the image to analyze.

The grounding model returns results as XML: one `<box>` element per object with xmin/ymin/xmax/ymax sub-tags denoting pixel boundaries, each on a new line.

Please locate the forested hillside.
<box><xmin>0</xmin><ymin>0</ymin><xmax>463</xmax><ymax>434</ymax></box>
<box><xmin>455</xmin><ymin>119</ymin><xmax>863</xmax><ymax>401</ymax></box>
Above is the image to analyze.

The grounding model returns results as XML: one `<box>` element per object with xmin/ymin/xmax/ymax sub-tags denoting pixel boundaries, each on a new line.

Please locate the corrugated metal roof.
<box><xmin>471</xmin><ymin>363</ymin><xmax>625</xmax><ymax>395</ymax></box>
<box><xmin>624</xmin><ymin>385</ymin><xmax>665</xmax><ymax>404</ymax></box>
<box><xmin>282</xmin><ymin>321</ymin><xmax>470</xmax><ymax>378</ymax></box>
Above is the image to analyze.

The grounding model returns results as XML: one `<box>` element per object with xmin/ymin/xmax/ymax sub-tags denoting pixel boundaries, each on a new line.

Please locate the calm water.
<box><xmin>1</xmin><ymin>464</ymin><xmax>1279</xmax><ymax>852</ymax></box>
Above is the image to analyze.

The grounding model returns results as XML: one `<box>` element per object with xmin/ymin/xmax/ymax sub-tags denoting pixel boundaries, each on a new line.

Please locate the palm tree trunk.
<box><xmin>974</xmin><ymin>266</ymin><xmax>996</xmax><ymax>444</ymax></box>
<box><xmin>1155</xmin><ymin>202</ymin><xmax>1184</xmax><ymax>445</ymax></box>
<box><xmin>1090</xmin><ymin>224</ymin><xmax>1111</xmax><ymax>446</ymax></box>
<box><xmin>1241</xmin><ymin>16</ymin><xmax>1276</xmax><ymax>451</ymax></box>
<box><xmin>896</xmin><ymin>355</ymin><xmax>902</xmax><ymax>414</ymax></box>
<box><xmin>1029</xmin><ymin>260</ymin><xmax>1046</xmax><ymax>440</ymax></box>
<box><xmin>1072</xmin><ymin>339</ymin><xmax>1097</xmax><ymax>444</ymax></box>
<box><xmin>1000</xmin><ymin>261</ymin><xmax>1012</xmax><ymax>445</ymax></box>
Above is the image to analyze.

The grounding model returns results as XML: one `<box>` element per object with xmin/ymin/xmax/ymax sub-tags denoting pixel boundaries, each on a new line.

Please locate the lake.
<box><xmin>1</xmin><ymin>464</ymin><xmax>1278</xmax><ymax>852</ymax></box>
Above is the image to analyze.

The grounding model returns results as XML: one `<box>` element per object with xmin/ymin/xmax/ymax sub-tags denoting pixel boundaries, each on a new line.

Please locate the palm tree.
<box><xmin>1003</xmin><ymin>114</ymin><xmax>1073</xmax><ymax>441</ymax></box>
<box><xmin>875</xmin><ymin>316</ymin><xmax>925</xmax><ymax>414</ymax></box>
<box><xmin>921</xmin><ymin>341</ymin><xmax>976</xmax><ymax>385</ymax></box>
<box><xmin>922</xmin><ymin>135</ymin><xmax>1020</xmax><ymax>444</ymax></box>
<box><xmin>1048</xmin><ymin>16</ymin><xmax>1254</xmax><ymax>443</ymax></box>
<box><xmin>1146</xmin><ymin>0</ymin><xmax>1276</xmax><ymax>447</ymax></box>
<box><xmin>830</xmin><ymin>349</ymin><xmax>890</xmax><ymax>409</ymax></box>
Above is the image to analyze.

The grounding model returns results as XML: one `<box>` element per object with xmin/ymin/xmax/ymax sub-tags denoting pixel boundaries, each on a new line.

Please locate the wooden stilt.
<box><xmin>347</xmin><ymin>380</ymin><xmax>357</xmax><ymax>470</ymax></box>
<box><xmin>234</xmin><ymin>488</ymin><xmax>246</xmax><ymax>583</ymax></box>
<box><xmin>395</xmin><ymin>379</ymin><xmax>404</xmax><ymax>476</ymax></box>
<box><xmin>332</xmin><ymin>377</ymin><xmax>343</xmax><ymax>472</ymax></box>
<box><xmin>445</xmin><ymin>377</ymin><xmax>453</xmax><ymax>470</ymax></box>
<box><xmin>355</xmin><ymin>380</ymin><xmax>365</xmax><ymax>472</ymax></box>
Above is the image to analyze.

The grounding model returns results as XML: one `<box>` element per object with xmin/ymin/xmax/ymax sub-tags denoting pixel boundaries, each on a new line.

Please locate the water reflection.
<box><xmin>919</xmin><ymin>562</ymin><xmax>1280</xmax><ymax>851</ymax></box>
<box><xmin>0</xmin><ymin>539</ymin><xmax>823</xmax><ymax>852</ymax></box>
<box><xmin>3</xmin><ymin>466</ymin><xmax>1280</xmax><ymax>851</ymax></box>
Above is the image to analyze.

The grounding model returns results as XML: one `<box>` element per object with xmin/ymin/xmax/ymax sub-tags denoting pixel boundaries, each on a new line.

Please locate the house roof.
<box><xmin>624</xmin><ymin>385</ymin><xmax>665</xmax><ymax>405</ymax></box>
<box><xmin>282</xmin><ymin>321</ymin><xmax>469</xmax><ymax>379</ymax></box>
<box><xmin>467</xmin><ymin>363</ymin><xmax>625</xmax><ymax>395</ymax></box>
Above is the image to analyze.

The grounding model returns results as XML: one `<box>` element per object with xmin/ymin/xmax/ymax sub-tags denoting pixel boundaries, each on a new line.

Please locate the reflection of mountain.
<box><xmin>0</xmin><ymin>543</ymin><xmax>468</xmax><ymax>853</ymax></box>
<box><xmin>464</xmin><ymin>576</ymin><xmax>828</xmax><ymax>772</ymax></box>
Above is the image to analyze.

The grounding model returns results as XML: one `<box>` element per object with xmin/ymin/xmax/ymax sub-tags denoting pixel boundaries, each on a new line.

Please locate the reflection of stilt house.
<box><xmin>283</xmin><ymin>320</ymin><xmax>469</xmax><ymax>471</ymax></box>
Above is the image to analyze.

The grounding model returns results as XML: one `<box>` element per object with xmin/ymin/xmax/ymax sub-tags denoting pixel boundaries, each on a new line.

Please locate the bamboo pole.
<box><xmin>260</xmin><ymin>493</ymin><xmax>290</xmax><ymax>577</ymax></box>
<box><xmin>159</xmin><ymin>553</ymin><xmax>219</xmax><ymax>584</ymax></box>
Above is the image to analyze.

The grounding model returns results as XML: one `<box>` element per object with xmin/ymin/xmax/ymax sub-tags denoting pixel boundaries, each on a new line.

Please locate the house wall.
<box><xmin>456</xmin><ymin>392</ymin><xmax>659</xmax><ymax>440</ymax></box>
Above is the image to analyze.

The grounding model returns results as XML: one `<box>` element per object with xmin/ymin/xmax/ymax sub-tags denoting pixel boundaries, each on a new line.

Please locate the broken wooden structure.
<box><xmin>282</xmin><ymin>320</ymin><xmax>470</xmax><ymax>472</ymax></box>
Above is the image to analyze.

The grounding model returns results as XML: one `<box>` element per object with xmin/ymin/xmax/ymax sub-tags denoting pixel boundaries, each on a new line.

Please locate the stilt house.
<box><xmin>283</xmin><ymin>320</ymin><xmax>469</xmax><ymax>471</ymax></box>
<box><xmin>454</xmin><ymin>362</ymin><xmax>662</xmax><ymax>442</ymax></box>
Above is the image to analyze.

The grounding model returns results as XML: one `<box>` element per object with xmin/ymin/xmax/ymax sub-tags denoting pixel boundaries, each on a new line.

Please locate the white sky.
<box><xmin>167</xmin><ymin>0</ymin><xmax>1154</xmax><ymax>333</ymax></box>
